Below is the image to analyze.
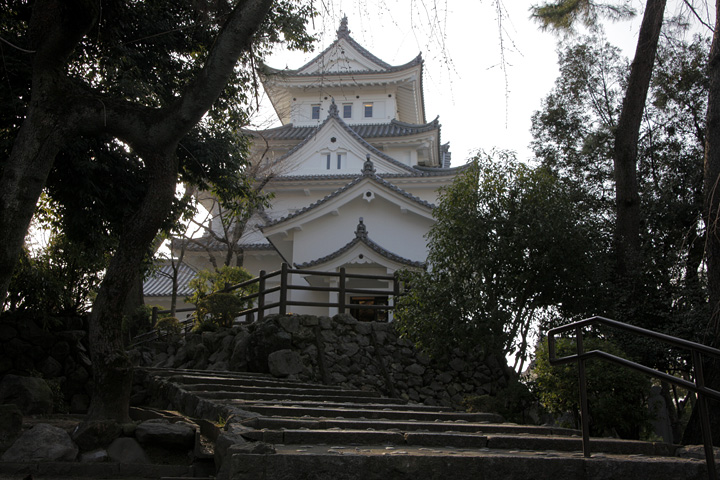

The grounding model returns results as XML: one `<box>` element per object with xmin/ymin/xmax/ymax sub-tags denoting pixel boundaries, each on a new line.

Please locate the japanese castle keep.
<box><xmin>144</xmin><ymin>18</ymin><xmax>461</xmax><ymax>318</ymax></box>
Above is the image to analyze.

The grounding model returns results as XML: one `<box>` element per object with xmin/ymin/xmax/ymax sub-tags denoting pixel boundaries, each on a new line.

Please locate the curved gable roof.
<box><xmin>267</xmin><ymin>102</ymin><xmax>421</xmax><ymax>175</ymax></box>
<box><xmin>262</xmin><ymin>159</ymin><xmax>434</xmax><ymax>231</ymax></box>
<box><xmin>294</xmin><ymin>218</ymin><xmax>425</xmax><ymax>270</ymax></box>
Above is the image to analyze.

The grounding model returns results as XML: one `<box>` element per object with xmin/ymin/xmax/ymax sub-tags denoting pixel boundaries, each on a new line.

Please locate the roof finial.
<box><xmin>328</xmin><ymin>98</ymin><xmax>338</xmax><ymax>116</ymax></box>
<box><xmin>355</xmin><ymin>217</ymin><xmax>368</xmax><ymax>239</ymax></box>
<box><xmin>362</xmin><ymin>154</ymin><xmax>376</xmax><ymax>175</ymax></box>
<box><xmin>338</xmin><ymin>16</ymin><xmax>350</xmax><ymax>37</ymax></box>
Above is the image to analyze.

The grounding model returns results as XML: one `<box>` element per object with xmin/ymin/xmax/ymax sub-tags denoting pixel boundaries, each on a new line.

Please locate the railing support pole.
<box><xmin>692</xmin><ymin>351</ymin><xmax>717</xmax><ymax>480</ymax></box>
<box><xmin>257</xmin><ymin>270</ymin><xmax>266</xmax><ymax>322</ymax></box>
<box><xmin>339</xmin><ymin>267</ymin><xmax>346</xmax><ymax>314</ymax></box>
<box><xmin>576</xmin><ymin>326</ymin><xmax>591</xmax><ymax>458</ymax></box>
<box><xmin>279</xmin><ymin>263</ymin><xmax>288</xmax><ymax>316</ymax></box>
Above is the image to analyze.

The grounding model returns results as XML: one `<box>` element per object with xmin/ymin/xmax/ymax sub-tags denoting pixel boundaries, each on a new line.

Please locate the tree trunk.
<box><xmin>87</xmin><ymin>150</ymin><xmax>178</xmax><ymax>422</ymax></box>
<box><xmin>683</xmin><ymin>0</ymin><xmax>720</xmax><ymax>447</ymax></box>
<box><xmin>612</xmin><ymin>0</ymin><xmax>666</xmax><ymax>281</ymax></box>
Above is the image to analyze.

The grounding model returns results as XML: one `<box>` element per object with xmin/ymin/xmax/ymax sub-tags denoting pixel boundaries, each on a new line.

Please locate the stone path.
<box><xmin>139</xmin><ymin>367</ymin><xmax>712</xmax><ymax>480</ymax></box>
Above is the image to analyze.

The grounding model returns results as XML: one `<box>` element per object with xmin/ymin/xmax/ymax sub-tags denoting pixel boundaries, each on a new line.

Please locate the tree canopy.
<box><xmin>0</xmin><ymin>0</ymin><xmax>316</xmax><ymax>421</ymax></box>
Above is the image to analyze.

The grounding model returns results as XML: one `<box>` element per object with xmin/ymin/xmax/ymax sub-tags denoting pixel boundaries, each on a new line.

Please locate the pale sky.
<box><xmin>251</xmin><ymin>0</ymin><xmax>715</xmax><ymax>167</ymax></box>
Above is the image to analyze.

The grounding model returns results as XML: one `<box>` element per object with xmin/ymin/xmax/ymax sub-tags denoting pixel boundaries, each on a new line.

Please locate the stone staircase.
<box><xmin>139</xmin><ymin>367</ymin><xmax>712</xmax><ymax>480</ymax></box>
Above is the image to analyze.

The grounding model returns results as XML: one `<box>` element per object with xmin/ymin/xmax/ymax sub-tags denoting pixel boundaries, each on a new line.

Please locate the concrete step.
<box><xmin>229</xmin><ymin>445</ymin><xmax>709</xmax><ymax>480</ymax></box>
<box><xmin>181</xmin><ymin>383</ymin><xmax>382</xmax><ymax>398</ymax></box>
<box><xmin>238</xmin><ymin>428</ymin><xmax>675</xmax><ymax>456</ymax></box>
<box><xmin>245</xmin><ymin>416</ymin><xmax>580</xmax><ymax>436</ymax></box>
<box><xmin>229</xmin><ymin>399</ymin><xmax>452</xmax><ymax>412</ymax></box>
<box><xmin>234</xmin><ymin>404</ymin><xmax>503</xmax><ymax>422</ymax></box>
<box><xmin>195</xmin><ymin>391</ymin><xmax>409</xmax><ymax>404</ymax></box>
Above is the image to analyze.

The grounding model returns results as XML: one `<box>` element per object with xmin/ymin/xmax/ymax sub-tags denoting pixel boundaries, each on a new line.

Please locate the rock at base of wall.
<box><xmin>268</xmin><ymin>349</ymin><xmax>304</xmax><ymax>377</ymax></box>
<box><xmin>0</xmin><ymin>374</ymin><xmax>54</xmax><ymax>414</ymax></box>
<box><xmin>1</xmin><ymin>423</ymin><xmax>78</xmax><ymax>462</ymax></box>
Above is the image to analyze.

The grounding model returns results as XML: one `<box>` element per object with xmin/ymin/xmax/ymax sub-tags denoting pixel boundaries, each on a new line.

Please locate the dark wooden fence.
<box><xmin>150</xmin><ymin>263</ymin><xmax>401</xmax><ymax>326</ymax></box>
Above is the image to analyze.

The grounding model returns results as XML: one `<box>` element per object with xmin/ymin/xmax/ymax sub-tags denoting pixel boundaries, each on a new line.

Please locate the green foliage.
<box><xmin>122</xmin><ymin>304</ymin><xmax>155</xmax><ymax>345</ymax></box>
<box><xmin>530</xmin><ymin>34</ymin><xmax>709</xmax><ymax>370</ymax></box>
<box><xmin>0</xmin><ymin>0</ymin><xmax>316</xmax><ymax>288</ymax></box>
<box><xmin>155</xmin><ymin>316</ymin><xmax>181</xmax><ymax>335</ymax></box>
<box><xmin>533</xmin><ymin>336</ymin><xmax>651</xmax><ymax>439</ymax></box>
<box><xmin>395</xmin><ymin>151</ymin><xmax>597</xmax><ymax>361</ymax></box>
<box><xmin>531</xmin><ymin>0</ymin><xmax>635</xmax><ymax>32</ymax></box>
<box><xmin>463</xmin><ymin>378</ymin><xmax>537</xmax><ymax>424</ymax></box>
<box><xmin>3</xmin><ymin>233</ymin><xmax>104</xmax><ymax>319</ymax></box>
<box><xmin>187</xmin><ymin>266</ymin><xmax>256</xmax><ymax>328</ymax></box>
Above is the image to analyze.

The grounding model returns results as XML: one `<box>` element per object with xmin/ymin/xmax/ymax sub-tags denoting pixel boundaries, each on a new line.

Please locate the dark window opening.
<box><xmin>312</xmin><ymin>104</ymin><xmax>320</xmax><ymax>119</ymax></box>
<box><xmin>350</xmin><ymin>296</ymin><xmax>388</xmax><ymax>322</ymax></box>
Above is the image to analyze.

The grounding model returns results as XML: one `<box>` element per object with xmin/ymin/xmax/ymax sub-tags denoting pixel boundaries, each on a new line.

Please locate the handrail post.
<box><xmin>576</xmin><ymin>325</ymin><xmax>591</xmax><ymax>458</ymax></box>
<box><xmin>339</xmin><ymin>267</ymin><xmax>346</xmax><ymax>314</ymax></box>
<box><xmin>279</xmin><ymin>263</ymin><xmax>288</xmax><ymax>316</ymax></box>
<box><xmin>257</xmin><ymin>270</ymin><xmax>266</xmax><ymax>322</ymax></box>
<box><xmin>692</xmin><ymin>350</ymin><xmax>717</xmax><ymax>480</ymax></box>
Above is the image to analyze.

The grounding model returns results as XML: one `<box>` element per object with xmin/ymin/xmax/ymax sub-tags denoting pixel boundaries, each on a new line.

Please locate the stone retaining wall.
<box><xmin>0</xmin><ymin>316</ymin><xmax>92</xmax><ymax>413</ymax></box>
<box><xmin>142</xmin><ymin>314</ymin><xmax>511</xmax><ymax>409</ymax></box>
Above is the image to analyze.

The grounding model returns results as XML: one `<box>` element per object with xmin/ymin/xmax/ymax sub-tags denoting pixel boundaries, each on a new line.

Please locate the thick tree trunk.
<box><xmin>87</xmin><ymin>150</ymin><xmax>178</xmax><ymax>422</ymax></box>
<box><xmin>612</xmin><ymin>0</ymin><xmax>666</xmax><ymax>281</ymax></box>
<box><xmin>0</xmin><ymin>108</ymin><xmax>65</xmax><ymax>301</ymax></box>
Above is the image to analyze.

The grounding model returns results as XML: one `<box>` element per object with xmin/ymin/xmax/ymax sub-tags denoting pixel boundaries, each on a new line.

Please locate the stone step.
<box><xmin>234</xmin><ymin>404</ymin><xmax>504</xmax><ymax>422</ymax></box>
<box><xmin>229</xmin><ymin>446</ymin><xmax>709</xmax><ymax>480</ymax></box>
<box><xmin>195</xmin><ymin>391</ymin><xmax>409</xmax><ymax>404</ymax></box>
<box><xmin>245</xmin><ymin>416</ymin><xmax>580</xmax><ymax>436</ymax></box>
<box><xmin>168</xmin><ymin>374</ymin><xmax>350</xmax><ymax>391</ymax></box>
<box><xmin>230</xmin><ymin>399</ymin><xmax>452</xmax><ymax>412</ymax></box>
<box><xmin>182</xmin><ymin>383</ymin><xmax>383</xmax><ymax>398</ymax></box>
<box><xmin>238</xmin><ymin>428</ymin><xmax>675</xmax><ymax>457</ymax></box>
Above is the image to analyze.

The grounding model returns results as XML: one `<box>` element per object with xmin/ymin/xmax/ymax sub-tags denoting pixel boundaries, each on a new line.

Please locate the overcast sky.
<box><xmin>251</xmin><ymin>0</ymin><xmax>715</xmax><ymax>167</ymax></box>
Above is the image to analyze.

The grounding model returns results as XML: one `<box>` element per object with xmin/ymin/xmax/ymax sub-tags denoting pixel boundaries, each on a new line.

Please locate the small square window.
<box><xmin>343</xmin><ymin>104</ymin><xmax>352</xmax><ymax>119</ymax></box>
<box><xmin>364</xmin><ymin>102</ymin><xmax>373</xmax><ymax>118</ymax></box>
<box><xmin>312</xmin><ymin>104</ymin><xmax>320</xmax><ymax>120</ymax></box>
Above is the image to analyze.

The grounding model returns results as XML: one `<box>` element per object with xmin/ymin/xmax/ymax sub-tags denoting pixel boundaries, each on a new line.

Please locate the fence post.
<box><xmin>256</xmin><ymin>270</ymin><xmax>266</xmax><ymax>323</ymax></box>
<box><xmin>151</xmin><ymin>307</ymin><xmax>158</xmax><ymax>326</ymax></box>
<box><xmin>279</xmin><ymin>263</ymin><xmax>288</xmax><ymax>315</ymax></box>
<box><xmin>576</xmin><ymin>326</ymin><xmax>591</xmax><ymax>458</ymax></box>
<box><xmin>339</xmin><ymin>267</ymin><xmax>346</xmax><ymax>314</ymax></box>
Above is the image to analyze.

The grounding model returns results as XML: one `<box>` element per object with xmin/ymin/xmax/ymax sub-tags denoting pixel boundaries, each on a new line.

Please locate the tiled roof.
<box><xmin>267</xmin><ymin>103</ymin><xmax>423</xmax><ymax>175</ymax></box>
<box><xmin>262</xmin><ymin>160</ymin><xmax>435</xmax><ymax>230</ymax></box>
<box><xmin>177</xmin><ymin>235</ymin><xmax>273</xmax><ymax>252</ymax></box>
<box><xmin>143</xmin><ymin>262</ymin><xmax>197</xmax><ymax>297</ymax></box>
<box><xmin>248</xmin><ymin>117</ymin><xmax>440</xmax><ymax>142</ymax></box>
<box><xmin>294</xmin><ymin>218</ymin><xmax>425</xmax><ymax>269</ymax></box>
<box><xmin>265</xmin><ymin>16</ymin><xmax>422</xmax><ymax>77</ymax></box>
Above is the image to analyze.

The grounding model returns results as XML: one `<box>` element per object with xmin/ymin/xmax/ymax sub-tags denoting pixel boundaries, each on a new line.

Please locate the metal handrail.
<box><xmin>548</xmin><ymin>315</ymin><xmax>720</xmax><ymax>479</ymax></box>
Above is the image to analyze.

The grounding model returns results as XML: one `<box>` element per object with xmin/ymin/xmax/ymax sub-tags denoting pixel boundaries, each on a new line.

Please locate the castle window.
<box><xmin>363</xmin><ymin>102</ymin><xmax>372</xmax><ymax>118</ymax></box>
<box><xmin>343</xmin><ymin>104</ymin><xmax>352</xmax><ymax>119</ymax></box>
<box><xmin>364</xmin><ymin>102</ymin><xmax>373</xmax><ymax>118</ymax></box>
<box><xmin>326</xmin><ymin>154</ymin><xmax>331</xmax><ymax>170</ymax></box>
<box><xmin>337</xmin><ymin>153</ymin><xmax>343</xmax><ymax>169</ymax></box>
<box><xmin>312</xmin><ymin>104</ymin><xmax>320</xmax><ymax>119</ymax></box>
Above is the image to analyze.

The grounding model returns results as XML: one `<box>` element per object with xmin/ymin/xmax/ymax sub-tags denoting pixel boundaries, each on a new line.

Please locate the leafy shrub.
<box><xmin>463</xmin><ymin>378</ymin><xmax>537</xmax><ymax>424</ymax></box>
<box><xmin>155</xmin><ymin>316</ymin><xmax>181</xmax><ymax>335</ymax></box>
<box><xmin>186</xmin><ymin>266</ymin><xmax>256</xmax><ymax>328</ymax></box>
<box><xmin>532</xmin><ymin>336</ymin><xmax>651</xmax><ymax>439</ymax></box>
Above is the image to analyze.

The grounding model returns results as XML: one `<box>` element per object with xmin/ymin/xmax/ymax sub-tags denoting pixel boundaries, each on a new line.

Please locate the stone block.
<box><xmin>268</xmin><ymin>349</ymin><xmax>304</xmax><ymax>377</ymax></box>
<box><xmin>1</xmin><ymin>423</ymin><xmax>78</xmax><ymax>462</ymax></box>
<box><xmin>107</xmin><ymin>437</ymin><xmax>150</xmax><ymax>464</ymax></box>
<box><xmin>0</xmin><ymin>374</ymin><xmax>53</xmax><ymax>414</ymax></box>
<box><xmin>135</xmin><ymin>419</ymin><xmax>195</xmax><ymax>449</ymax></box>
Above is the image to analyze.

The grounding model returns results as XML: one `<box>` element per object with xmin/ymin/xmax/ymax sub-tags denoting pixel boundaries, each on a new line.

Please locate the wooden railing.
<box><xmin>148</xmin><ymin>262</ymin><xmax>401</xmax><ymax>330</ymax></box>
